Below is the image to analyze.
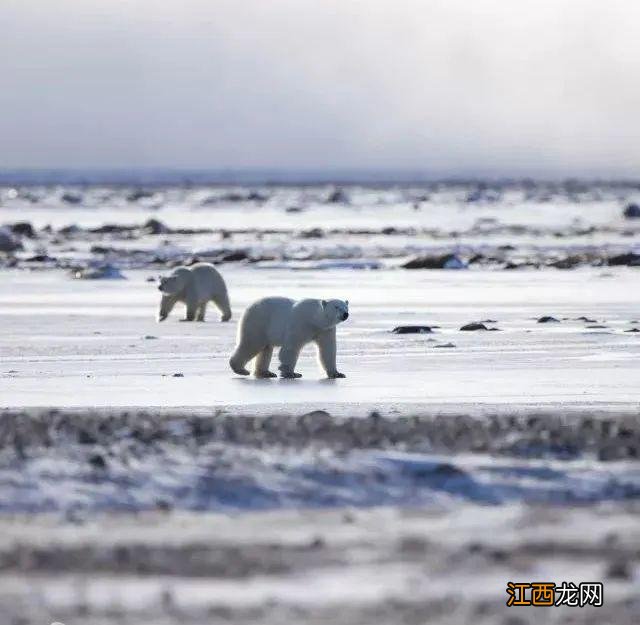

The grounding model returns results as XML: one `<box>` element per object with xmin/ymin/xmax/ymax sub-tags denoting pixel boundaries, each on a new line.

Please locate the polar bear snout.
<box><xmin>341</xmin><ymin>311</ymin><xmax>349</xmax><ymax>321</ymax></box>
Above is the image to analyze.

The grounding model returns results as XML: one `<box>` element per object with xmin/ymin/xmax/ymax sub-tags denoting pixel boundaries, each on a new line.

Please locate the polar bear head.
<box><xmin>321</xmin><ymin>299</ymin><xmax>349</xmax><ymax>327</ymax></box>
<box><xmin>158</xmin><ymin>268</ymin><xmax>189</xmax><ymax>295</ymax></box>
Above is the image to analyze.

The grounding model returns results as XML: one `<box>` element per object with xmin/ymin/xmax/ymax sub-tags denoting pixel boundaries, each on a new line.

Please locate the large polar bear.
<box><xmin>157</xmin><ymin>263</ymin><xmax>231</xmax><ymax>322</ymax></box>
<box><xmin>229</xmin><ymin>297</ymin><xmax>349</xmax><ymax>378</ymax></box>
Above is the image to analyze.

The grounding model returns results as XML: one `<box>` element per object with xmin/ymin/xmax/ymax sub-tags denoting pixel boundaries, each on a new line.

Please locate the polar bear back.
<box><xmin>184</xmin><ymin>263</ymin><xmax>227</xmax><ymax>301</ymax></box>
<box><xmin>237</xmin><ymin>297</ymin><xmax>325</xmax><ymax>347</ymax></box>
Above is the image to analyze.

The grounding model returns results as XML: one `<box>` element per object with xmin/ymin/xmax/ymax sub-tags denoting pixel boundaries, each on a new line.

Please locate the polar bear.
<box><xmin>229</xmin><ymin>297</ymin><xmax>349</xmax><ymax>379</ymax></box>
<box><xmin>157</xmin><ymin>263</ymin><xmax>231</xmax><ymax>322</ymax></box>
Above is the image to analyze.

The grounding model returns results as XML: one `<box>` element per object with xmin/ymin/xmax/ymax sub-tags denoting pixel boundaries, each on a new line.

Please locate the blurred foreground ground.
<box><xmin>0</xmin><ymin>407</ymin><xmax>638</xmax><ymax>624</ymax></box>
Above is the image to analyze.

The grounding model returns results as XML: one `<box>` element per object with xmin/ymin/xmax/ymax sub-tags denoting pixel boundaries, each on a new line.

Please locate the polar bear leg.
<box><xmin>254</xmin><ymin>346</ymin><xmax>277</xmax><ymax>378</ymax></box>
<box><xmin>278</xmin><ymin>342</ymin><xmax>303</xmax><ymax>378</ymax></box>
<box><xmin>158</xmin><ymin>295</ymin><xmax>178</xmax><ymax>322</ymax></box>
<box><xmin>196</xmin><ymin>302</ymin><xmax>207</xmax><ymax>322</ymax></box>
<box><xmin>212</xmin><ymin>289</ymin><xmax>232</xmax><ymax>322</ymax></box>
<box><xmin>229</xmin><ymin>340</ymin><xmax>262</xmax><ymax>376</ymax></box>
<box><xmin>181</xmin><ymin>300</ymin><xmax>197</xmax><ymax>322</ymax></box>
<box><xmin>315</xmin><ymin>327</ymin><xmax>345</xmax><ymax>378</ymax></box>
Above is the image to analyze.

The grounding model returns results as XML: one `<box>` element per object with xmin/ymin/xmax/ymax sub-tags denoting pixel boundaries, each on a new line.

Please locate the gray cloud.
<box><xmin>1</xmin><ymin>0</ymin><xmax>639</xmax><ymax>175</ymax></box>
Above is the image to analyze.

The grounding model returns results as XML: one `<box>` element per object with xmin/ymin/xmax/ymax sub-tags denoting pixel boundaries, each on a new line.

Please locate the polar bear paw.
<box><xmin>255</xmin><ymin>370</ymin><xmax>277</xmax><ymax>379</ymax></box>
<box><xmin>327</xmin><ymin>371</ymin><xmax>346</xmax><ymax>379</ymax></box>
<box><xmin>279</xmin><ymin>368</ymin><xmax>302</xmax><ymax>379</ymax></box>
<box><xmin>229</xmin><ymin>358</ymin><xmax>250</xmax><ymax>376</ymax></box>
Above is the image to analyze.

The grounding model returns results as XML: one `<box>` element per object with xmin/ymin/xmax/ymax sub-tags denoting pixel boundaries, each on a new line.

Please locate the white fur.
<box><xmin>229</xmin><ymin>297</ymin><xmax>349</xmax><ymax>378</ymax></box>
<box><xmin>157</xmin><ymin>263</ymin><xmax>231</xmax><ymax>322</ymax></box>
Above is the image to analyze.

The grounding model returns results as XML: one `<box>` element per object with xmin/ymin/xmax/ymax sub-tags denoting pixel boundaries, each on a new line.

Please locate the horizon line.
<box><xmin>0</xmin><ymin>167</ymin><xmax>639</xmax><ymax>187</ymax></box>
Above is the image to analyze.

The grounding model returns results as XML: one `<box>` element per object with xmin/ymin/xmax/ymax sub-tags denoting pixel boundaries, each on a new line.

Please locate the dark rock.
<box><xmin>392</xmin><ymin>326</ymin><xmax>434</xmax><ymax>334</ymax></box>
<box><xmin>219</xmin><ymin>250</ymin><xmax>249</xmax><ymax>262</ymax></box>
<box><xmin>623</xmin><ymin>203</ymin><xmax>640</xmax><ymax>219</ymax></box>
<box><xmin>504</xmin><ymin>260</ymin><xmax>540</xmax><ymax>270</ymax></box>
<box><xmin>285</xmin><ymin>205</ymin><xmax>303</xmax><ymax>213</ymax></box>
<box><xmin>155</xmin><ymin>499</ymin><xmax>172</xmax><ymax>512</ymax></box>
<box><xmin>548</xmin><ymin>255</ymin><xmax>583</xmax><ymax>269</ymax></box>
<box><xmin>326</xmin><ymin>188</ymin><xmax>349</xmax><ymax>204</ymax></box>
<box><xmin>88</xmin><ymin>453</ymin><xmax>106</xmax><ymax>469</ymax></box>
<box><xmin>575</xmin><ymin>316</ymin><xmax>597</xmax><ymax>323</ymax></box>
<box><xmin>0</xmin><ymin>227</ymin><xmax>22</xmax><ymax>252</ymax></box>
<box><xmin>624</xmin><ymin>328</ymin><xmax>640</xmax><ymax>333</ymax></box>
<box><xmin>218</xmin><ymin>191</ymin><xmax>267</xmax><ymax>202</ymax></box>
<box><xmin>537</xmin><ymin>316</ymin><xmax>560</xmax><ymax>323</ymax></box>
<box><xmin>606</xmin><ymin>559</ymin><xmax>632</xmax><ymax>579</ymax></box>
<box><xmin>468</xmin><ymin>253</ymin><xmax>486</xmax><ymax>264</ymax></box>
<box><xmin>172</xmin><ymin>373</ymin><xmax>184</xmax><ymax>377</ymax></box>
<box><xmin>200</xmin><ymin>195</ymin><xmax>220</xmax><ymax>206</ymax></box>
<box><xmin>299</xmin><ymin>228</ymin><xmax>324</xmax><ymax>239</ymax></box>
<box><xmin>61</xmin><ymin>191</ymin><xmax>83</xmax><ymax>204</ymax></box>
<box><xmin>460</xmin><ymin>322</ymin><xmax>488</xmax><ymax>331</ymax></box>
<box><xmin>78</xmin><ymin>429</ymin><xmax>98</xmax><ymax>445</ymax></box>
<box><xmin>9</xmin><ymin>221</ymin><xmax>36</xmax><ymax>238</ymax></box>
<box><xmin>25</xmin><ymin>254</ymin><xmax>56</xmax><ymax>262</ymax></box>
<box><xmin>466</xmin><ymin>189</ymin><xmax>483</xmax><ymax>203</ymax></box>
<box><xmin>223</xmin><ymin>192</ymin><xmax>245</xmax><ymax>202</ymax></box>
<box><xmin>59</xmin><ymin>224</ymin><xmax>81</xmax><ymax>235</ymax></box>
<box><xmin>126</xmin><ymin>189</ymin><xmax>154</xmax><ymax>202</ymax></box>
<box><xmin>143</xmin><ymin>218</ymin><xmax>170</xmax><ymax>234</ymax></box>
<box><xmin>90</xmin><ymin>245</ymin><xmax>115</xmax><ymax>254</ymax></box>
<box><xmin>299</xmin><ymin>410</ymin><xmax>332</xmax><ymax>430</ymax></box>
<box><xmin>608</xmin><ymin>252</ymin><xmax>640</xmax><ymax>266</ymax></box>
<box><xmin>433</xmin><ymin>342</ymin><xmax>456</xmax><ymax>348</ymax></box>
<box><xmin>89</xmin><ymin>224</ymin><xmax>136</xmax><ymax>234</ymax></box>
<box><xmin>403</xmin><ymin>253</ymin><xmax>466</xmax><ymax>270</ymax></box>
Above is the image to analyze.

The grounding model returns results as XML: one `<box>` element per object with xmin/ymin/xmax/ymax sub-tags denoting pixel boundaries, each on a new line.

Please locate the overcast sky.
<box><xmin>1</xmin><ymin>0</ymin><xmax>639</xmax><ymax>176</ymax></box>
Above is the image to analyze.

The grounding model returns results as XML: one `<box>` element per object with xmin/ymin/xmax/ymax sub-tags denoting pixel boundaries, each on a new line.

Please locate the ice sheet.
<box><xmin>1</xmin><ymin>266</ymin><xmax>638</xmax><ymax>408</ymax></box>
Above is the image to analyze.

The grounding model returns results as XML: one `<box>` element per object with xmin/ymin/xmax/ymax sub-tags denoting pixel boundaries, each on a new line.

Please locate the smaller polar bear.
<box><xmin>229</xmin><ymin>297</ymin><xmax>349</xmax><ymax>378</ymax></box>
<box><xmin>157</xmin><ymin>263</ymin><xmax>231</xmax><ymax>322</ymax></box>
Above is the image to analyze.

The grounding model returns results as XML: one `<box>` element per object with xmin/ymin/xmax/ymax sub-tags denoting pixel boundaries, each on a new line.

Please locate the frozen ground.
<box><xmin>0</xmin><ymin>503</ymin><xmax>638</xmax><ymax>625</ymax></box>
<box><xmin>0</xmin><ymin>406</ymin><xmax>639</xmax><ymax>624</ymax></box>
<box><xmin>1</xmin><ymin>265</ymin><xmax>639</xmax><ymax>623</ymax></box>
<box><xmin>1</xmin><ymin>266</ymin><xmax>638</xmax><ymax>408</ymax></box>
<box><xmin>2</xmin><ymin>182</ymin><xmax>640</xmax><ymax>272</ymax></box>
<box><xmin>1</xmin><ymin>181</ymin><xmax>639</xmax><ymax>624</ymax></box>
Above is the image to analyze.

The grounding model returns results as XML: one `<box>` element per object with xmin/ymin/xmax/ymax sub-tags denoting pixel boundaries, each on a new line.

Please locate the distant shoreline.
<box><xmin>1</xmin><ymin>168</ymin><xmax>639</xmax><ymax>187</ymax></box>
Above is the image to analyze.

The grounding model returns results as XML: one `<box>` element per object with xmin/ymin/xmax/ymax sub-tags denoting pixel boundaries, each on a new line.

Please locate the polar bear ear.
<box><xmin>345</xmin><ymin>300</ymin><xmax>349</xmax><ymax>306</ymax></box>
